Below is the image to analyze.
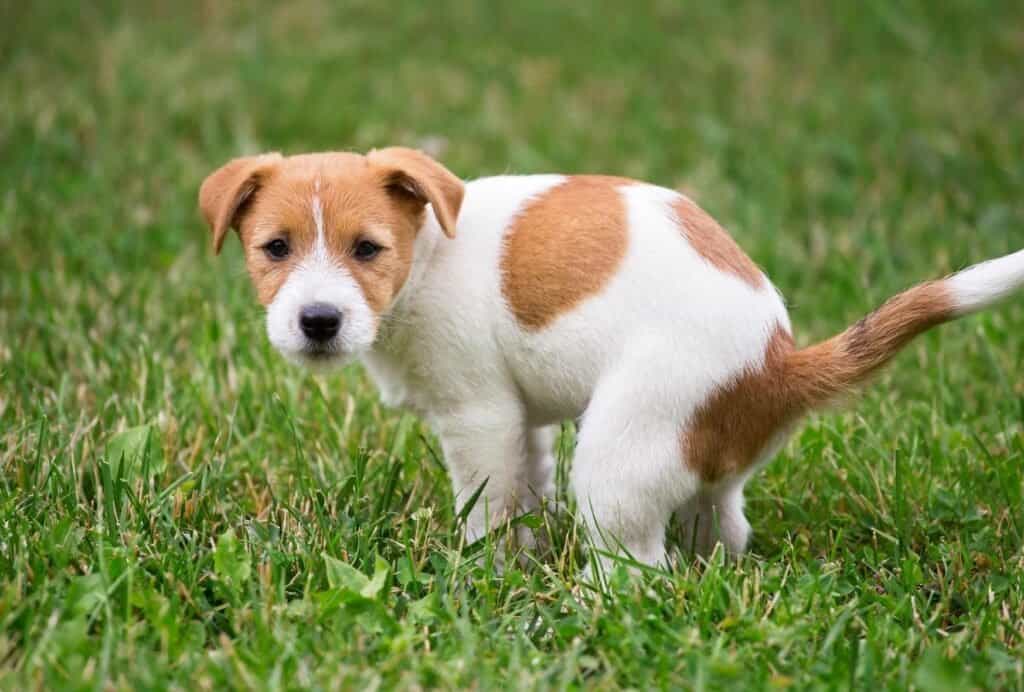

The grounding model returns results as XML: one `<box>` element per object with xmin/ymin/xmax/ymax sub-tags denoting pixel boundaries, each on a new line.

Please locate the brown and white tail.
<box><xmin>785</xmin><ymin>248</ymin><xmax>1024</xmax><ymax>409</ymax></box>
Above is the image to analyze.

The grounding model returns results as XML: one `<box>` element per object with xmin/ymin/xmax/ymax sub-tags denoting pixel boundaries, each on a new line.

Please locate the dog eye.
<box><xmin>263</xmin><ymin>238</ymin><xmax>290</xmax><ymax>260</ymax></box>
<box><xmin>353</xmin><ymin>240</ymin><xmax>382</xmax><ymax>261</ymax></box>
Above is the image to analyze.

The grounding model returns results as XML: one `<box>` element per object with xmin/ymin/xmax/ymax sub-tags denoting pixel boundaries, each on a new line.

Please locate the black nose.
<box><xmin>299</xmin><ymin>303</ymin><xmax>342</xmax><ymax>342</ymax></box>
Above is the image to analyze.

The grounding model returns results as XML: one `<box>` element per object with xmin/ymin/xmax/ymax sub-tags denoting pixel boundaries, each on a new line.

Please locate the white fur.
<box><xmin>311</xmin><ymin>178</ymin><xmax>325</xmax><ymax>240</ymax></box>
<box><xmin>948</xmin><ymin>248</ymin><xmax>1024</xmax><ymax>315</ymax></box>
<box><xmin>359</xmin><ymin>176</ymin><xmax>790</xmax><ymax>570</ymax></box>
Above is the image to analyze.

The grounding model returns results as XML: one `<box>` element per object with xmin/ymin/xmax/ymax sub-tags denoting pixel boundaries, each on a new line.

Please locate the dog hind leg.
<box><xmin>571</xmin><ymin>375</ymin><xmax>700</xmax><ymax>576</ymax></box>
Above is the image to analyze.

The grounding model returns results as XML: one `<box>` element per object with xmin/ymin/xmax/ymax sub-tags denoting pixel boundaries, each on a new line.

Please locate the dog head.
<box><xmin>199</xmin><ymin>148</ymin><xmax>463</xmax><ymax>368</ymax></box>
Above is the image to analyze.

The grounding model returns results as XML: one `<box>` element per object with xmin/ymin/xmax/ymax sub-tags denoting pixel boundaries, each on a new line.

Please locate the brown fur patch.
<box><xmin>673</xmin><ymin>196</ymin><xmax>764</xmax><ymax>289</ymax></box>
<box><xmin>683</xmin><ymin>280</ymin><xmax>955</xmax><ymax>482</ymax></box>
<box><xmin>683</xmin><ymin>326</ymin><xmax>801</xmax><ymax>483</ymax></box>
<box><xmin>501</xmin><ymin>176</ymin><xmax>632</xmax><ymax>331</ymax></box>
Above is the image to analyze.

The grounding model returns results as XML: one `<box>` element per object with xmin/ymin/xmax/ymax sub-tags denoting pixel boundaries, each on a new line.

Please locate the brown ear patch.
<box><xmin>500</xmin><ymin>176</ymin><xmax>632</xmax><ymax>331</ymax></box>
<box><xmin>682</xmin><ymin>326</ymin><xmax>801</xmax><ymax>483</ymax></box>
<box><xmin>199</xmin><ymin>153</ymin><xmax>283</xmax><ymax>254</ymax></box>
<box><xmin>367</xmin><ymin>147</ymin><xmax>464</xmax><ymax>238</ymax></box>
<box><xmin>673</xmin><ymin>196</ymin><xmax>764</xmax><ymax>289</ymax></box>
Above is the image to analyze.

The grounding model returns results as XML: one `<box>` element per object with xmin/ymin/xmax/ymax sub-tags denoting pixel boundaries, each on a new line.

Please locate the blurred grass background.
<box><xmin>1</xmin><ymin>1</ymin><xmax>1023</xmax><ymax>689</ymax></box>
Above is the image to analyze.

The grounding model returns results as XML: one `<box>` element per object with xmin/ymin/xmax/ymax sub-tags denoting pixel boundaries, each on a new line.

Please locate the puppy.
<box><xmin>199</xmin><ymin>148</ymin><xmax>1024</xmax><ymax>570</ymax></box>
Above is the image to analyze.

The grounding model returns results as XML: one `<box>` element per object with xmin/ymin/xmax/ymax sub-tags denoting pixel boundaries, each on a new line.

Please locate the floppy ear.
<box><xmin>198</xmin><ymin>153</ymin><xmax>282</xmax><ymax>254</ymax></box>
<box><xmin>367</xmin><ymin>147</ymin><xmax>464</xmax><ymax>238</ymax></box>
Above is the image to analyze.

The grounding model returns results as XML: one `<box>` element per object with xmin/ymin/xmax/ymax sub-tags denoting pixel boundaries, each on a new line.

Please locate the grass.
<box><xmin>2</xmin><ymin>0</ymin><xmax>1024</xmax><ymax>688</ymax></box>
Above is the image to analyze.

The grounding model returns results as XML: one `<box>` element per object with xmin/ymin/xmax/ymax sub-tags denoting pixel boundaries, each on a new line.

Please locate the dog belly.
<box><xmin>516</xmin><ymin>365</ymin><xmax>594</xmax><ymax>426</ymax></box>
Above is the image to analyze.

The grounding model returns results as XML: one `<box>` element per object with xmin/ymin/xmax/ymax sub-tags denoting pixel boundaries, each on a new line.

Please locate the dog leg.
<box><xmin>712</xmin><ymin>482</ymin><xmax>751</xmax><ymax>555</ymax></box>
<box><xmin>571</xmin><ymin>381</ymin><xmax>699</xmax><ymax>576</ymax></box>
<box><xmin>435</xmin><ymin>402</ymin><xmax>529</xmax><ymax>550</ymax></box>
<box><xmin>677</xmin><ymin>493</ymin><xmax>715</xmax><ymax>557</ymax></box>
<box><xmin>677</xmin><ymin>482</ymin><xmax>750</xmax><ymax>558</ymax></box>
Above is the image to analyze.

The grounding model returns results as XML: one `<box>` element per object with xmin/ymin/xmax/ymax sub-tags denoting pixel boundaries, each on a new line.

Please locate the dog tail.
<box><xmin>784</xmin><ymin>248</ymin><xmax>1024</xmax><ymax>409</ymax></box>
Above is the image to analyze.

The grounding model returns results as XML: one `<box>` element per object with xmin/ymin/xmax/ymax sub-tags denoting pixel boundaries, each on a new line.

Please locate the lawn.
<box><xmin>2</xmin><ymin>1</ymin><xmax>1023</xmax><ymax>689</ymax></box>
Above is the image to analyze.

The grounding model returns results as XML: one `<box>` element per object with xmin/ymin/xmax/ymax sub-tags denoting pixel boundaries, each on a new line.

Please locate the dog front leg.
<box><xmin>435</xmin><ymin>402</ymin><xmax>530</xmax><ymax>549</ymax></box>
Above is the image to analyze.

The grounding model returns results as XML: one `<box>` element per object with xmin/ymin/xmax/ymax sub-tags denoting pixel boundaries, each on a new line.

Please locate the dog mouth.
<box><xmin>301</xmin><ymin>342</ymin><xmax>343</xmax><ymax>360</ymax></box>
<box><xmin>289</xmin><ymin>339</ymin><xmax>357</xmax><ymax>370</ymax></box>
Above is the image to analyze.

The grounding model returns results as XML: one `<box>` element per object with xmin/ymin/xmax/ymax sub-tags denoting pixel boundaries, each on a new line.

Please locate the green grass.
<box><xmin>2</xmin><ymin>1</ymin><xmax>1024</xmax><ymax>688</ymax></box>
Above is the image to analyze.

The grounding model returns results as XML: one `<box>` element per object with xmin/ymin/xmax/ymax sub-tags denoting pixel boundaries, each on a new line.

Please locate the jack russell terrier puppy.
<box><xmin>200</xmin><ymin>147</ymin><xmax>1024</xmax><ymax>570</ymax></box>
